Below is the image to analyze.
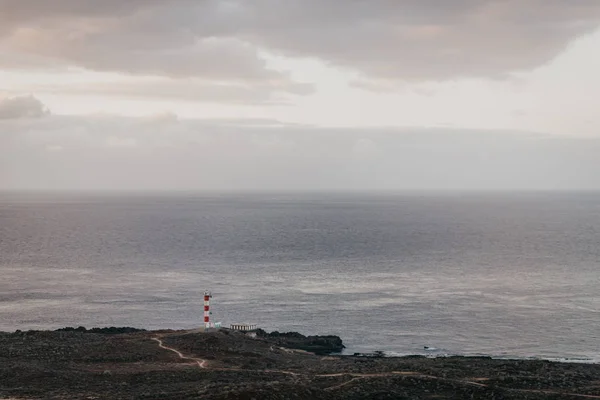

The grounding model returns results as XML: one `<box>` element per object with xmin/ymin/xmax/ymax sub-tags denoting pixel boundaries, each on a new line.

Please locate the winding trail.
<box><xmin>151</xmin><ymin>337</ymin><xmax>208</xmax><ymax>369</ymax></box>
<box><xmin>150</xmin><ymin>336</ymin><xmax>600</xmax><ymax>398</ymax></box>
<box><xmin>318</xmin><ymin>373</ymin><xmax>600</xmax><ymax>398</ymax></box>
<box><xmin>317</xmin><ymin>371</ymin><xmax>488</xmax><ymax>392</ymax></box>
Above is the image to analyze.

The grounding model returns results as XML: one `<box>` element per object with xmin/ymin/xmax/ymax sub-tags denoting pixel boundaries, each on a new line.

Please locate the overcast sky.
<box><xmin>1</xmin><ymin>1</ymin><xmax>600</xmax><ymax>191</ymax></box>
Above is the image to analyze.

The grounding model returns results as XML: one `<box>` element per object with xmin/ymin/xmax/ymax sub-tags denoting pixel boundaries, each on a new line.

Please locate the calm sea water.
<box><xmin>1</xmin><ymin>192</ymin><xmax>599</xmax><ymax>361</ymax></box>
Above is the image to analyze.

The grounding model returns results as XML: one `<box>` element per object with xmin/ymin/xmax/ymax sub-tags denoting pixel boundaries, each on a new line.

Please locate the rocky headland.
<box><xmin>1</xmin><ymin>327</ymin><xmax>599</xmax><ymax>399</ymax></box>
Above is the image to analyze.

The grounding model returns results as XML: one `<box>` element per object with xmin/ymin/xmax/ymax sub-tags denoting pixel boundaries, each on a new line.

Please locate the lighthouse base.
<box><xmin>202</xmin><ymin>322</ymin><xmax>222</xmax><ymax>331</ymax></box>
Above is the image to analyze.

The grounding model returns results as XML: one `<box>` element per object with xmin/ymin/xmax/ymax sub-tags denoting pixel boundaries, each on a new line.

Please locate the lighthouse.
<box><xmin>202</xmin><ymin>291</ymin><xmax>222</xmax><ymax>330</ymax></box>
<box><xmin>203</xmin><ymin>290</ymin><xmax>212</xmax><ymax>329</ymax></box>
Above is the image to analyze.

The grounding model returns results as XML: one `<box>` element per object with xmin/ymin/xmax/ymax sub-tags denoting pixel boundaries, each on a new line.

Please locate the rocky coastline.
<box><xmin>1</xmin><ymin>327</ymin><xmax>599</xmax><ymax>399</ymax></box>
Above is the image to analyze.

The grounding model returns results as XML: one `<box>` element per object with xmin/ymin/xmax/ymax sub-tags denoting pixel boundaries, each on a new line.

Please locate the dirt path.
<box><xmin>318</xmin><ymin>373</ymin><xmax>600</xmax><ymax>398</ymax></box>
<box><xmin>317</xmin><ymin>373</ymin><xmax>600</xmax><ymax>398</ymax></box>
<box><xmin>150</xmin><ymin>338</ymin><xmax>600</xmax><ymax>398</ymax></box>
<box><xmin>151</xmin><ymin>337</ymin><xmax>208</xmax><ymax>368</ymax></box>
<box><xmin>317</xmin><ymin>371</ymin><xmax>488</xmax><ymax>392</ymax></box>
<box><xmin>501</xmin><ymin>388</ymin><xmax>600</xmax><ymax>399</ymax></box>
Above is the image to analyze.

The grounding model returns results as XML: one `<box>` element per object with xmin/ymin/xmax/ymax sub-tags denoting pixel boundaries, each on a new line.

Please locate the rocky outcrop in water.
<box><xmin>255</xmin><ymin>329</ymin><xmax>345</xmax><ymax>355</ymax></box>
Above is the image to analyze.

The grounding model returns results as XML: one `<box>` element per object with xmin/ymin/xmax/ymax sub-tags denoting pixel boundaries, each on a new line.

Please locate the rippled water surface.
<box><xmin>1</xmin><ymin>192</ymin><xmax>599</xmax><ymax>360</ymax></box>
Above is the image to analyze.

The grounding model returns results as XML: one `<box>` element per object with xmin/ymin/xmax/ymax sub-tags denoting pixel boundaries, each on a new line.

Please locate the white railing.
<box><xmin>230</xmin><ymin>324</ymin><xmax>257</xmax><ymax>331</ymax></box>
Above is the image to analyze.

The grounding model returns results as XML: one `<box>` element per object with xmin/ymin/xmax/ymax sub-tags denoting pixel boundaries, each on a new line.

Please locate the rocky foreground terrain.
<box><xmin>1</xmin><ymin>328</ymin><xmax>600</xmax><ymax>399</ymax></box>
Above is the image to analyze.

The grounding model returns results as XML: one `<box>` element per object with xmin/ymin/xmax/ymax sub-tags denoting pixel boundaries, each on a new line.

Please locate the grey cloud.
<box><xmin>0</xmin><ymin>1</ymin><xmax>303</xmax><ymax>101</ymax></box>
<box><xmin>237</xmin><ymin>0</ymin><xmax>600</xmax><ymax>81</ymax></box>
<box><xmin>1</xmin><ymin>0</ymin><xmax>599</xmax><ymax>84</ymax></box>
<box><xmin>2</xmin><ymin>27</ymin><xmax>281</xmax><ymax>81</ymax></box>
<box><xmin>0</xmin><ymin>0</ymin><xmax>171</xmax><ymax>32</ymax></box>
<box><xmin>0</xmin><ymin>95</ymin><xmax>49</xmax><ymax>119</ymax></box>
<box><xmin>2</xmin><ymin>114</ymin><xmax>600</xmax><ymax>191</ymax></box>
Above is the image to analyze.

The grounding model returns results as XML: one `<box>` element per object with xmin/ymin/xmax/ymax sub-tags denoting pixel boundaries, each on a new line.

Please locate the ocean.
<box><xmin>1</xmin><ymin>192</ymin><xmax>599</xmax><ymax>362</ymax></box>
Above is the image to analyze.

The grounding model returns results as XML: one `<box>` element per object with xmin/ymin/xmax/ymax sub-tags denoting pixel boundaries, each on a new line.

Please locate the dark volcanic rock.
<box><xmin>256</xmin><ymin>329</ymin><xmax>345</xmax><ymax>355</ymax></box>
<box><xmin>2</xmin><ymin>328</ymin><xmax>600</xmax><ymax>399</ymax></box>
<box><xmin>352</xmin><ymin>350</ymin><xmax>386</xmax><ymax>358</ymax></box>
<box><xmin>56</xmin><ymin>326</ymin><xmax>146</xmax><ymax>334</ymax></box>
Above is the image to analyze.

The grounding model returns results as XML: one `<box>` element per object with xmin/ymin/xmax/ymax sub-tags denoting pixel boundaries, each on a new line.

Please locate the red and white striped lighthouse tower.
<box><xmin>203</xmin><ymin>290</ymin><xmax>212</xmax><ymax>329</ymax></box>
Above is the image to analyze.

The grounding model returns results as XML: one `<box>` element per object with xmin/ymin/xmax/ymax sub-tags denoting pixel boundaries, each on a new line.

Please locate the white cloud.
<box><xmin>2</xmin><ymin>113</ymin><xmax>600</xmax><ymax>191</ymax></box>
<box><xmin>17</xmin><ymin>76</ymin><xmax>314</xmax><ymax>104</ymax></box>
<box><xmin>106</xmin><ymin>136</ymin><xmax>137</xmax><ymax>148</ymax></box>
<box><xmin>45</xmin><ymin>144</ymin><xmax>64</xmax><ymax>152</ymax></box>
<box><xmin>352</xmin><ymin>138</ymin><xmax>379</xmax><ymax>158</ymax></box>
